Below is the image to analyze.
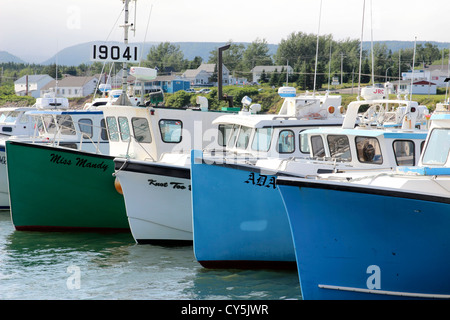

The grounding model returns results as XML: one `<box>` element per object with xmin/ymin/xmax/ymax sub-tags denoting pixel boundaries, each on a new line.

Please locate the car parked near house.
<box><xmin>196</xmin><ymin>88</ymin><xmax>211</xmax><ymax>94</ymax></box>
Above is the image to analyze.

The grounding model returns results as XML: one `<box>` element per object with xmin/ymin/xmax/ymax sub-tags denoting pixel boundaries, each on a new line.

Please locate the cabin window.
<box><xmin>55</xmin><ymin>115</ymin><xmax>76</xmax><ymax>135</ymax></box>
<box><xmin>19</xmin><ymin>114</ymin><xmax>30</xmax><ymax>124</ymax></box>
<box><xmin>355</xmin><ymin>137</ymin><xmax>383</xmax><ymax>164</ymax></box>
<box><xmin>118</xmin><ymin>117</ymin><xmax>131</xmax><ymax>142</ymax></box>
<box><xmin>299</xmin><ymin>130</ymin><xmax>310</xmax><ymax>154</ymax></box>
<box><xmin>100</xmin><ymin>119</ymin><xmax>108</xmax><ymax>141</ymax></box>
<box><xmin>277</xmin><ymin>130</ymin><xmax>295</xmax><ymax>153</ymax></box>
<box><xmin>422</xmin><ymin>128</ymin><xmax>450</xmax><ymax>165</ymax></box>
<box><xmin>5</xmin><ymin>111</ymin><xmax>20</xmax><ymax>123</ymax></box>
<box><xmin>0</xmin><ymin>112</ymin><xmax>7</xmax><ymax>122</ymax></box>
<box><xmin>311</xmin><ymin>135</ymin><xmax>325</xmax><ymax>157</ymax></box>
<box><xmin>393</xmin><ymin>140</ymin><xmax>415</xmax><ymax>166</ymax></box>
<box><xmin>236</xmin><ymin>126</ymin><xmax>252</xmax><ymax>149</ymax></box>
<box><xmin>78</xmin><ymin>119</ymin><xmax>93</xmax><ymax>138</ymax></box>
<box><xmin>106</xmin><ymin>116</ymin><xmax>119</xmax><ymax>142</ymax></box>
<box><xmin>159</xmin><ymin>119</ymin><xmax>182</xmax><ymax>143</ymax></box>
<box><xmin>227</xmin><ymin>125</ymin><xmax>241</xmax><ymax>148</ymax></box>
<box><xmin>132</xmin><ymin>117</ymin><xmax>152</xmax><ymax>143</ymax></box>
<box><xmin>327</xmin><ymin>135</ymin><xmax>351</xmax><ymax>161</ymax></box>
<box><xmin>218</xmin><ymin>124</ymin><xmax>233</xmax><ymax>146</ymax></box>
<box><xmin>252</xmin><ymin>128</ymin><xmax>272</xmax><ymax>152</ymax></box>
<box><xmin>59</xmin><ymin>143</ymin><xmax>77</xmax><ymax>150</ymax></box>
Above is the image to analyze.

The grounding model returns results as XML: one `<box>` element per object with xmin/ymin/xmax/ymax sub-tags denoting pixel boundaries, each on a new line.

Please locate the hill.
<box><xmin>0</xmin><ymin>51</ymin><xmax>26</xmax><ymax>64</ymax></box>
<box><xmin>3</xmin><ymin>40</ymin><xmax>450</xmax><ymax>66</ymax></box>
<box><xmin>39</xmin><ymin>41</ymin><xmax>279</xmax><ymax>66</ymax></box>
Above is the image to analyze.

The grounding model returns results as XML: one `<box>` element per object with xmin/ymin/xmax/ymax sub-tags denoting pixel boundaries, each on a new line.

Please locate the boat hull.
<box><xmin>114</xmin><ymin>158</ymin><xmax>192</xmax><ymax>244</ymax></box>
<box><xmin>278</xmin><ymin>178</ymin><xmax>450</xmax><ymax>300</ymax></box>
<box><xmin>0</xmin><ymin>145</ymin><xmax>9</xmax><ymax>210</ymax></box>
<box><xmin>191</xmin><ymin>151</ymin><xmax>296</xmax><ymax>269</ymax></box>
<box><xmin>6</xmin><ymin>141</ymin><xmax>129</xmax><ymax>232</ymax></box>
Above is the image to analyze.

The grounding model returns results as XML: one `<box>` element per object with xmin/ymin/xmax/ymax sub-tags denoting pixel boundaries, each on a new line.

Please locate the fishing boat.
<box><xmin>4</xmin><ymin>96</ymin><xmax>118</xmax><ymax>230</ymax></box>
<box><xmin>0</xmin><ymin>92</ymin><xmax>111</xmax><ymax>210</ymax></box>
<box><xmin>5</xmin><ymin>0</ymin><xmax>232</xmax><ymax>233</ymax></box>
<box><xmin>277</xmin><ymin>105</ymin><xmax>450</xmax><ymax>299</ymax></box>
<box><xmin>190</xmin><ymin>87</ymin><xmax>428</xmax><ymax>269</ymax></box>
<box><xmin>113</xmin><ymin>81</ymin><xmax>346</xmax><ymax>245</ymax></box>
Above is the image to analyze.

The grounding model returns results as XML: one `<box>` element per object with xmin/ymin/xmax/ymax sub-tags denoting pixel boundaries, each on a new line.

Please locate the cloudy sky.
<box><xmin>1</xmin><ymin>0</ymin><xmax>448</xmax><ymax>62</ymax></box>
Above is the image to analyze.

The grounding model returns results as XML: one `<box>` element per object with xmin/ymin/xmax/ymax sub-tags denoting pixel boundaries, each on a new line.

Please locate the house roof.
<box><xmin>15</xmin><ymin>74</ymin><xmax>53</xmax><ymax>84</ymax></box>
<box><xmin>413</xmin><ymin>80</ymin><xmax>436</xmax><ymax>85</ymax></box>
<box><xmin>41</xmin><ymin>76</ymin><xmax>97</xmax><ymax>90</ymax></box>
<box><xmin>251</xmin><ymin>65</ymin><xmax>293</xmax><ymax>73</ymax></box>
<box><xmin>151</xmin><ymin>75</ymin><xmax>187</xmax><ymax>82</ymax></box>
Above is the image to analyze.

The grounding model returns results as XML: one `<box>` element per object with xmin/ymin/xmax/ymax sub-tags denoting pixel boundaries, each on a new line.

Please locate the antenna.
<box><xmin>410</xmin><ymin>36</ymin><xmax>417</xmax><ymax>102</ymax></box>
<box><xmin>370</xmin><ymin>0</ymin><xmax>375</xmax><ymax>85</ymax></box>
<box><xmin>115</xmin><ymin>0</ymin><xmax>133</xmax><ymax>106</ymax></box>
<box><xmin>313</xmin><ymin>0</ymin><xmax>323</xmax><ymax>97</ymax></box>
<box><xmin>357</xmin><ymin>0</ymin><xmax>366</xmax><ymax>100</ymax></box>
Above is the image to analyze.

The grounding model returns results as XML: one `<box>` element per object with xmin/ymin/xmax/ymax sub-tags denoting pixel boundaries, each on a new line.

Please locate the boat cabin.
<box><xmin>99</xmin><ymin>96</ymin><xmax>234</xmax><ymax>162</ymax></box>
<box><xmin>24</xmin><ymin>109</ymin><xmax>109</xmax><ymax>154</ymax></box>
<box><xmin>0</xmin><ymin>107</ymin><xmax>37</xmax><ymax>137</ymax></box>
<box><xmin>208</xmin><ymin>88</ymin><xmax>345</xmax><ymax>159</ymax></box>
<box><xmin>397</xmin><ymin>110</ymin><xmax>450</xmax><ymax>175</ymax></box>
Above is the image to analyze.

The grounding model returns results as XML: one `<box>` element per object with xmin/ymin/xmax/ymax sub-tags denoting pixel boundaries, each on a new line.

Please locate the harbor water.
<box><xmin>0</xmin><ymin>211</ymin><xmax>301</xmax><ymax>300</ymax></box>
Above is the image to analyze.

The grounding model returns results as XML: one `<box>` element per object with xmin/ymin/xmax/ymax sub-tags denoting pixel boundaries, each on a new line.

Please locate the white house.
<box><xmin>390</xmin><ymin>79</ymin><xmax>437</xmax><ymax>95</ymax></box>
<box><xmin>251</xmin><ymin>65</ymin><xmax>293</xmax><ymax>83</ymax></box>
<box><xmin>14</xmin><ymin>74</ymin><xmax>54</xmax><ymax>98</ymax></box>
<box><xmin>40</xmin><ymin>76</ymin><xmax>98</xmax><ymax>98</ymax></box>
<box><xmin>402</xmin><ymin>65</ymin><xmax>449</xmax><ymax>88</ymax></box>
<box><xmin>182</xmin><ymin>63</ymin><xmax>230</xmax><ymax>86</ymax></box>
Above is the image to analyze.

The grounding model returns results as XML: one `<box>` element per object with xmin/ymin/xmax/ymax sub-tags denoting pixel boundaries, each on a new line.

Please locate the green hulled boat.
<box><xmin>6</xmin><ymin>141</ymin><xmax>128</xmax><ymax>232</ymax></box>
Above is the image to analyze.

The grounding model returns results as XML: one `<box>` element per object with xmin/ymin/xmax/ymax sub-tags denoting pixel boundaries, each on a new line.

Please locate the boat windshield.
<box><xmin>422</xmin><ymin>128</ymin><xmax>450</xmax><ymax>165</ymax></box>
<box><xmin>38</xmin><ymin>114</ymin><xmax>76</xmax><ymax>135</ymax></box>
<box><xmin>4</xmin><ymin>111</ymin><xmax>20</xmax><ymax>123</ymax></box>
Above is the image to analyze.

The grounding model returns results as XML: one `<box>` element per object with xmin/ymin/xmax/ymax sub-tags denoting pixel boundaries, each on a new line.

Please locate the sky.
<box><xmin>1</xmin><ymin>0</ymin><xmax>449</xmax><ymax>63</ymax></box>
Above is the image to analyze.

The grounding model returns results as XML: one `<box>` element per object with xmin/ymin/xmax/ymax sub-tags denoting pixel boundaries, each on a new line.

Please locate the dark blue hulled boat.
<box><xmin>278</xmin><ymin>108</ymin><xmax>450</xmax><ymax>299</ymax></box>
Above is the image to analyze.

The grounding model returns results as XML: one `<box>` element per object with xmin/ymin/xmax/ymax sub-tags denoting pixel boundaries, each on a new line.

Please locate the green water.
<box><xmin>0</xmin><ymin>212</ymin><xmax>301</xmax><ymax>300</ymax></box>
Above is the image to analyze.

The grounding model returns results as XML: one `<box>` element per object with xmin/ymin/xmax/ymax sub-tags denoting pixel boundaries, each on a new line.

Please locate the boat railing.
<box><xmin>31</xmin><ymin>118</ymin><xmax>107</xmax><ymax>155</ymax></box>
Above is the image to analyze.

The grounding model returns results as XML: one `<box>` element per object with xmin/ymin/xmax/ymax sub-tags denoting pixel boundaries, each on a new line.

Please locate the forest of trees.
<box><xmin>0</xmin><ymin>32</ymin><xmax>447</xmax><ymax>93</ymax></box>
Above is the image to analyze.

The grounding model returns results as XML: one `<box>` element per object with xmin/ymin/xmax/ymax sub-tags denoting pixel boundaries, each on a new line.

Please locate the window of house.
<box><xmin>159</xmin><ymin>119</ymin><xmax>182</xmax><ymax>143</ymax></box>
<box><xmin>106</xmin><ymin>116</ymin><xmax>119</xmax><ymax>141</ymax></box>
<box><xmin>355</xmin><ymin>136</ymin><xmax>383</xmax><ymax>164</ymax></box>
<box><xmin>393</xmin><ymin>140</ymin><xmax>415</xmax><ymax>166</ymax></box>
<box><xmin>277</xmin><ymin>130</ymin><xmax>295</xmax><ymax>153</ymax></box>
<box><xmin>132</xmin><ymin>117</ymin><xmax>152</xmax><ymax>143</ymax></box>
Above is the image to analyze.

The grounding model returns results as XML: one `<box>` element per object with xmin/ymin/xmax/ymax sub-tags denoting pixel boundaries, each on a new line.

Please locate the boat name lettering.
<box><xmin>366</xmin><ymin>265</ymin><xmax>381</xmax><ymax>290</ymax></box>
<box><xmin>49</xmin><ymin>154</ymin><xmax>109</xmax><ymax>172</ymax></box>
<box><xmin>148</xmin><ymin>179</ymin><xmax>191</xmax><ymax>191</ymax></box>
<box><xmin>0</xmin><ymin>155</ymin><xmax>6</xmax><ymax>165</ymax></box>
<box><xmin>244</xmin><ymin>172</ymin><xmax>276</xmax><ymax>189</ymax></box>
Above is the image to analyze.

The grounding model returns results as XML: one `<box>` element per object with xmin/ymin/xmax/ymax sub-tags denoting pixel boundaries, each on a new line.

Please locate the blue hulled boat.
<box><xmin>277</xmin><ymin>105</ymin><xmax>450</xmax><ymax>299</ymax></box>
<box><xmin>191</xmin><ymin>89</ymin><xmax>428</xmax><ymax>269</ymax></box>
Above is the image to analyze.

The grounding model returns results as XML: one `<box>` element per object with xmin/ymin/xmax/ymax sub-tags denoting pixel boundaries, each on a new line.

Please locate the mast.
<box><xmin>313</xmin><ymin>0</ymin><xmax>323</xmax><ymax>97</ymax></box>
<box><xmin>115</xmin><ymin>0</ymin><xmax>133</xmax><ymax>106</ymax></box>
<box><xmin>357</xmin><ymin>0</ymin><xmax>366</xmax><ymax>100</ymax></box>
